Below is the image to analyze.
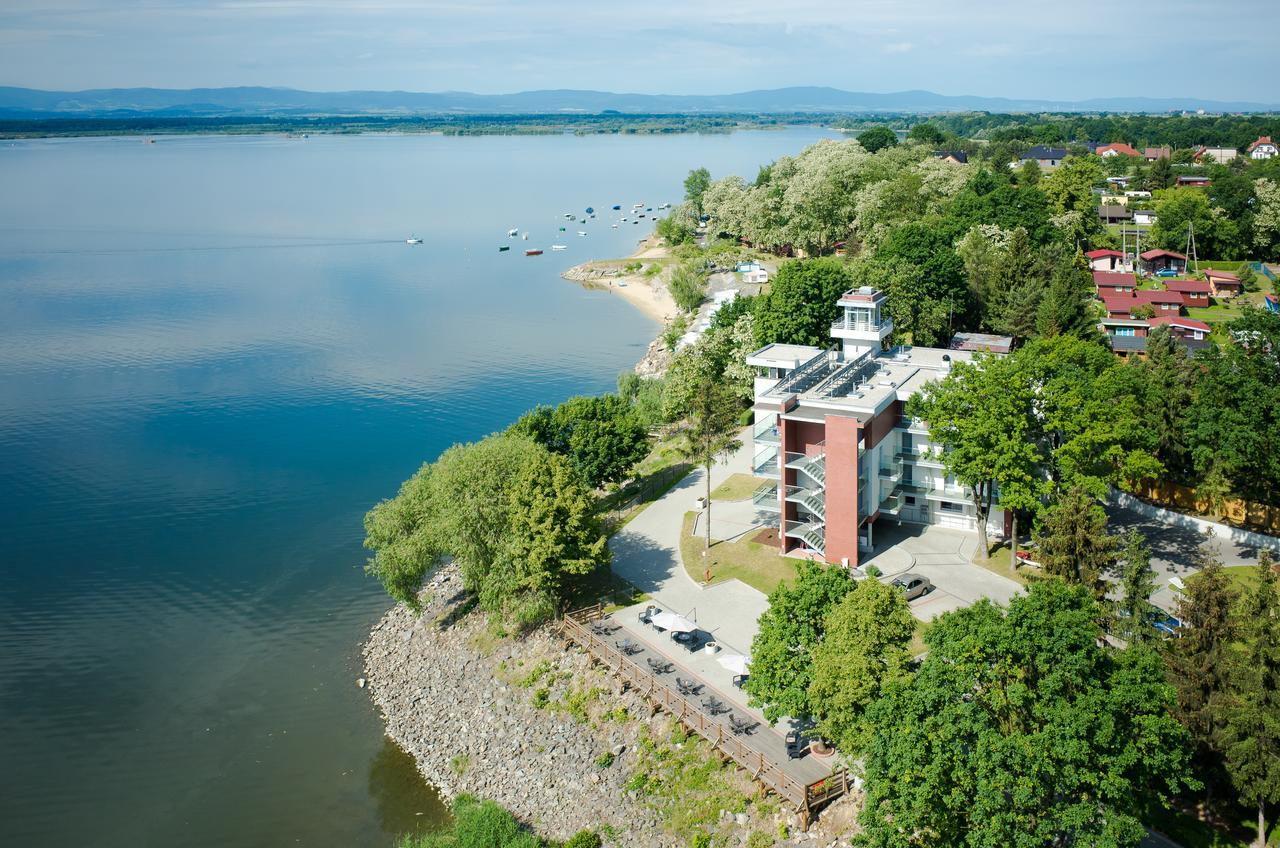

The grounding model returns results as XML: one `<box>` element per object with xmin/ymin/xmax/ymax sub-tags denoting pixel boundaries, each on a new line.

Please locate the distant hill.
<box><xmin>1</xmin><ymin>85</ymin><xmax>1276</xmax><ymax>117</ymax></box>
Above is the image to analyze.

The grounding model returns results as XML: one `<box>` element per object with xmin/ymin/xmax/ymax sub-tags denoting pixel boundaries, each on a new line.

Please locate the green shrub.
<box><xmin>594</xmin><ymin>751</ymin><xmax>615</xmax><ymax>768</ymax></box>
<box><xmin>865</xmin><ymin>564</ymin><xmax>882</xmax><ymax>578</ymax></box>
<box><xmin>562</xmin><ymin>832</ymin><xmax>603</xmax><ymax>848</ymax></box>
<box><xmin>532</xmin><ymin>688</ymin><xmax>550</xmax><ymax>709</ymax></box>
<box><xmin>746</xmin><ymin>832</ymin><xmax>772</xmax><ymax>848</ymax></box>
<box><xmin>689</xmin><ymin>832</ymin><xmax>712</xmax><ymax>848</ymax></box>
<box><xmin>518</xmin><ymin>660</ymin><xmax>553</xmax><ymax>688</ymax></box>
<box><xmin>668</xmin><ymin>263</ymin><xmax>708</xmax><ymax>312</ymax></box>
<box><xmin>399</xmin><ymin>794</ymin><xmax>542</xmax><ymax>848</ymax></box>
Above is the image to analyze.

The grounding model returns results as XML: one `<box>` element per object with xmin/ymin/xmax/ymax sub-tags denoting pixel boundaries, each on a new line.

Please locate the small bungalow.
<box><xmin>1194</xmin><ymin>146</ymin><xmax>1238</xmax><ymax>164</ymax></box>
<box><xmin>949</xmin><ymin>332</ymin><xmax>1013</xmax><ymax>354</ymax></box>
<box><xmin>1098</xmin><ymin>204</ymin><xmax>1132</xmax><ymax>225</ymax></box>
<box><xmin>1248</xmin><ymin>136</ymin><xmax>1278</xmax><ymax>160</ymax></box>
<box><xmin>1099</xmin><ymin>317</ymin><xmax>1149</xmax><ymax>340</ymax></box>
<box><xmin>1143</xmin><ymin>147</ymin><xmax>1171</xmax><ymax>161</ymax></box>
<box><xmin>1204</xmin><ymin>269</ymin><xmax>1242</xmax><ymax>298</ymax></box>
<box><xmin>1149</xmin><ymin>315</ymin><xmax>1212</xmax><ymax>343</ymax></box>
<box><xmin>1015</xmin><ymin>145</ymin><xmax>1069</xmax><ymax>169</ymax></box>
<box><xmin>1176</xmin><ymin>174</ymin><xmax>1213</xmax><ymax>188</ymax></box>
<box><xmin>1097</xmin><ymin>142</ymin><xmax>1141</xmax><ymax>158</ymax></box>
<box><xmin>1163</xmin><ymin>278</ymin><xmax>1212</xmax><ymax>308</ymax></box>
<box><xmin>1100</xmin><ymin>294</ymin><xmax>1140</xmax><ymax>319</ymax></box>
<box><xmin>1140</xmin><ymin>249</ymin><xmax>1188</xmax><ymax>276</ymax></box>
<box><xmin>1132</xmin><ymin>209</ymin><xmax>1157</xmax><ymax>226</ymax></box>
<box><xmin>1136</xmin><ymin>289</ymin><xmax>1185</xmax><ymax>314</ymax></box>
<box><xmin>1105</xmin><ymin>176</ymin><xmax>1132</xmax><ymax>188</ymax></box>
<box><xmin>933</xmin><ymin>150</ymin><xmax>968</xmax><ymax>164</ymax></box>
<box><xmin>1087</xmin><ymin>249</ymin><xmax>1130</xmax><ymax>273</ymax></box>
<box><xmin>1093</xmin><ymin>270</ymin><xmax>1137</xmax><ymax>295</ymax></box>
<box><xmin>1124</xmin><ymin>190</ymin><xmax>1153</xmax><ymax>199</ymax></box>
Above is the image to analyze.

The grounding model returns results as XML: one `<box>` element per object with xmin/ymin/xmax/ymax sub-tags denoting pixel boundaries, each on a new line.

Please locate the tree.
<box><xmin>1033</xmin><ymin>485</ymin><xmax>1117</xmax><ymax>594</ymax></box>
<box><xmin>655</xmin><ymin>203</ymin><xmax>697</xmax><ymax>245</ymax></box>
<box><xmin>1042</xmin><ymin>154</ymin><xmax>1105</xmax><ymax>217</ymax></box>
<box><xmin>807</xmin><ymin>578</ymin><xmax>914</xmax><ymax>754</ymax></box>
<box><xmin>510</xmin><ymin>394</ymin><xmax>651</xmax><ymax>488</ymax></box>
<box><xmin>908</xmin><ymin>122</ymin><xmax>946</xmax><ymax>145</ymax></box>
<box><xmin>1131</xmin><ymin>325</ymin><xmax>1197</xmax><ymax>480</ymax></box>
<box><xmin>667</xmin><ymin>367</ymin><xmax>743</xmax><ymax>564</ymax></box>
<box><xmin>1148</xmin><ymin>156</ymin><xmax>1174</xmax><ymax>191</ymax></box>
<box><xmin>907</xmin><ymin>352</ymin><xmax>1041</xmax><ymax>559</ymax></box>
<box><xmin>1164</xmin><ymin>538</ymin><xmax>1240</xmax><ymax>806</ymax></box>
<box><xmin>856</xmin><ymin>126</ymin><xmax>898</xmax><ymax>154</ymax></box>
<box><xmin>873</xmin><ymin>221</ymin><xmax>970</xmax><ymax>345</ymax></box>
<box><xmin>752</xmin><ymin>257</ymin><xmax>852</xmax><ymax>347</ymax></box>
<box><xmin>667</xmin><ymin>262</ymin><xmax>707</xmax><ymax>312</ymax></box>
<box><xmin>683</xmin><ymin>167</ymin><xmax>711</xmax><ymax>216</ymax></box>
<box><xmin>1035</xmin><ymin>250</ymin><xmax>1099</xmax><ymax>339</ymax></box>
<box><xmin>859</xmin><ymin>582</ymin><xmax>1197</xmax><ymax>848</ymax></box>
<box><xmin>745</xmin><ymin>561</ymin><xmax>855</xmax><ymax>722</ymax></box>
<box><xmin>363</xmin><ymin>434</ymin><xmax>610</xmax><ymax>623</ymax></box>
<box><xmin>1222</xmin><ymin>552</ymin><xmax>1280</xmax><ymax>847</ymax></box>
<box><xmin>1255</xmin><ymin>179</ymin><xmax>1280</xmax><ymax>261</ymax></box>
<box><xmin>1116</xmin><ymin>527</ymin><xmax>1158</xmax><ymax>644</ymax></box>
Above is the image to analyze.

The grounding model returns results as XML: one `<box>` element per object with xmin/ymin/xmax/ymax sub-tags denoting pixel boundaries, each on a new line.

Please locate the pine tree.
<box><xmin>1222</xmin><ymin>550</ymin><xmax>1280</xmax><ymax>847</ymax></box>
<box><xmin>1033</xmin><ymin>485</ymin><xmax>1117</xmax><ymax>595</ymax></box>
<box><xmin>1116</xmin><ymin>527</ymin><xmax>1158</xmax><ymax>644</ymax></box>
<box><xmin>1035</xmin><ymin>251</ymin><xmax>1098</xmax><ymax>339</ymax></box>
<box><xmin>1138</xmin><ymin>326</ymin><xmax>1197</xmax><ymax>479</ymax></box>
<box><xmin>1164</xmin><ymin>535</ymin><xmax>1240</xmax><ymax>809</ymax></box>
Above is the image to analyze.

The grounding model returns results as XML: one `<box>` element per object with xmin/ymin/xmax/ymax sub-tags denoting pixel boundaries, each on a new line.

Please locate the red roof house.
<box><xmin>1097</xmin><ymin>142</ymin><xmax>1141</xmax><ymax>158</ymax></box>
<box><xmin>1163</xmin><ymin>278</ymin><xmax>1212</xmax><ymax>308</ymax></box>
<box><xmin>1139</xmin><ymin>249</ymin><xmax>1188</xmax><ymax>275</ymax></box>
<box><xmin>1248</xmin><ymin>136</ymin><xmax>1278</xmax><ymax>160</ymax></box>
<box><xmin>1086</xmin><ymin>249</ymin><xmax>1130</xmax><ymax>273</ymax></box>
<box><xmin>1149</xmin><ymin>315</ymin><xmax>1211</xmax><ymax>341</ymax></box>
<box><xmin>1135</xmin><ymin>289</ymin><xmax>1185</xmax><ymax>314</ymax></box>
<box><xmin>1093</xmin><ymin>270</ymin><xmax>1137</xmax><ymax>296</ymax></box>
<box><xmin>1100</xmin><ymin>294</ymin><xmax>1139</xmax><ymax>319</ymax></box>
<box><xmin>1203</xmin><ymin>269</ymin><xmax>1242</xmax><ymax>298</ymax></box>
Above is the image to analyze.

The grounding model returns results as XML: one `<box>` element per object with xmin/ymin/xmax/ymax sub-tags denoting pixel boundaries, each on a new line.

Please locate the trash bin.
<box><xmin>704</xmin><ymin>641</ymin><xmax>719</xmax><ymax>655</ymax></box>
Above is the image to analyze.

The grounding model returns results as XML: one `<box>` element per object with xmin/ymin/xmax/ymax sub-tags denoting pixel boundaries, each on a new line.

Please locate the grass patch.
<box><xmin>625</xmin><ymin>722</ymin><xmax>753</xmax><ymax>837</ymax></box>
<box><xmin>709</xmin><ymin>473</ymin><xmax>767</xmax><ymax>502</ymax></box>
<box><xmin>679</xmin><ymin>512</ymin><xmax>798</xmax><ymax>595</ymax></box>
<box><xmin>909</xmin><ymin>618</ymin><xmax>931</xmax><ymax>657</ymax></box>
<box><xmin>974</xmin><ymin>541</ymin><xmax>1033</xmax><ymax>587</ymax></box>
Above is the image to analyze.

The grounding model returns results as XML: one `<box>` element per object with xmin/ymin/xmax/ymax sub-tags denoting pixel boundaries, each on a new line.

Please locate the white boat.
<box><xmin>551</xmin><ymin>244</ymin><xmax>567</xmax><ymax>251</ymax></box>
<box><xmin>577</xmin><ymin>230</ymin><xmax>587</xmax><ymax>236</ymax></box>
<box><xmin>611</xmin><ymin>224</ymin><xmax>618</xmax><ymax>228</ymax></box>
<box><xmin>522</xmin><ymin>233</ymin><xmax>529</xmax><ymax>240</ymax></box>
<box><xmin>406</xmin><ymin>236</ymin><xmax>423</xmax><ymax>245</ymax></box>
<box><xmin>507</xmin><ymin>228</ymin><xmax>518</xmax><ymax>237</ymax></box>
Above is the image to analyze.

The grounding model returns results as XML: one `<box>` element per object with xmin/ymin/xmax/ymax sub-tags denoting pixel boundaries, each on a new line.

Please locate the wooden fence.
<box><xmin>1126</xmin><ymin>480</ymin><xmax>1280</xmax><ymax>536</ymax></box>
<box><xmin>560</xmin><ymin>605</ymin><xmax>848</xmax><ymax>826</ymax></box>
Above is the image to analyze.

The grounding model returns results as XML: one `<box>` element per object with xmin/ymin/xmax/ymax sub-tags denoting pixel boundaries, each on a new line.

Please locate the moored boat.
<box><xmin>611</xmin><ymin>204</ymin><xmax>621</xmax><ymax>210</ymax></box>
<box><xmin>525</xmin><ymin>248</ymin><xmax>543</xmax><ymax>256</ymax></box>
<box><xmin>499</xmin><ymin>245</ymin><xmax>510</xmax><ymax>252</ymax></box>
<box><xmin>577</xmin><ymin>230</ymin><xmax>587</xmax><ymax>236</ymax></box>
<box><xmin>551</xmin><ymin>244</ymin><xmax>567</xmax><ymax>251</ymax></box>
<box><xmin>406</xmin><ymin>236</ymin><xmax>423</xmax><ymax>244</ymax></box>
<box><xmin>507</xmin><ymin>228</ymin><xmax>518</xmax><ymax>237</ymax></box>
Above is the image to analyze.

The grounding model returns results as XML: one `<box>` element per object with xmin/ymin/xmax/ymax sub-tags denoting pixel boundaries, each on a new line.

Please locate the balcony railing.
<box><xmin>752</xmin><ymin>415</ymin><xmax>780</xmax><ymax>444</ymax></box>
<box><xmin>896</xmin><ymin>446</ymin><xmax>945</xmax><ymax>466</ymax></box>
<box><xmin>753</xmin><ymin>445</ymin><xmax>779</xmax><ymax>478</ymax></box>
<box><xmin>879</xmin><ymin>490</ymin><xmax>903</xmax><ymax>515</ymax></box>
<box><xmin>831</xmin><ymin>316</ymin><xmax>894</xmax><ymax>335</ymax></box>
<box><xmin>783</xmin><ymin>520</ymin><xmax>826</xmax><ymax>554</ymax></box>
<box><xmin>752</xmin><ymin>482</ymin><xmax>781</xmax><ymax>511</ymax></box>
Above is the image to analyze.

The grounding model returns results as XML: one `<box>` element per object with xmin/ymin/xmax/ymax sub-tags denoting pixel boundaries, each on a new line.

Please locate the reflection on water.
<box><xmin>0</xmin><ymin>128</ymin><xmax>838</xmax><ymax>847</ymax></box>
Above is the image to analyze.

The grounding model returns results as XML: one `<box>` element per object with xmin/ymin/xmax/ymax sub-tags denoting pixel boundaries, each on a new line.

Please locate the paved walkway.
<box><xmin>609</xmin><ymin>436</ymin><xmax>770</xmax><ymax>653</ymax></box>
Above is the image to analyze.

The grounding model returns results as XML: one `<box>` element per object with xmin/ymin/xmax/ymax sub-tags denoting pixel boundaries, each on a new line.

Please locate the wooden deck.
<box><xmin>560</xmin><ymin>604</ymin><xmax>849</xmax><ymax>827</ymax></box>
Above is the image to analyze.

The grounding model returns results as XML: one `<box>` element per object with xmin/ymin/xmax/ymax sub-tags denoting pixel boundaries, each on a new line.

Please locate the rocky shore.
<box><xmin>362</xmin><ymin>566</ymin><xmax>858</xmax><ymax>846</ymax></box>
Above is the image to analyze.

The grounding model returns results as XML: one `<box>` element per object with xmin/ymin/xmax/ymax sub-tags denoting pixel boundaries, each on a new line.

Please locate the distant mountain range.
<box><xmin>1</xmin><ymin>85</ymin><xmax>1276</xmax><ymax>117</ymax></box>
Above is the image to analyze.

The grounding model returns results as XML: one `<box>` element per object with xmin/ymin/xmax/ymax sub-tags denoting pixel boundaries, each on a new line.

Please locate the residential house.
<box><xmin>1087</xmin><ymin>249</ymin><xmax>1131</xmax><ymax>273</ymax></box>
<box><xmin>1248</xmin><ymin>136</ymin><xmax>1278</xmax><ymax>160</ymax></box>
<box><xmin>1098</xmin><ymin>204</ymin><xmax>1132</xmax><ymax>225</ymax></box>
<box><xmin>742</xmin><ymin>268</ymin><xmax>769</xmax><ymax>284</ymax></box>
<box><xmin>1132</xmin><ymin>209</ymin><xmax>1157</xmax><ymax>226</ymax></box>
<box><xmin>1100</xmin><ymin>294</ymin><xmax>1140</xmax><ymax>319</ymax></box>
<box><xmin>1106</xmin><ymin>176</ymin><xmax>1132</xmax><ymax>188</ymax></box>
<box><xmin>1100</xmin><ymin>317</ymin><xmax>1149</xmax><ymax>344</ymax></box>
<box><xmin>933</xmin><ymin>150</ymin><xmax>968</xmax><ymax>164</ymax></box>
<box><xmin>1140</xmin><ymin>249</ymin><xmax>1188</xmax><ymax>276</ymax></box>
<box><xmin>1176</xmin><ymin>174</ymin><xmax>1213</xmax><ymax>187</ymax></box>
<box><xmin>1097</xmin><ymin>142</ymin><xmax>1141</xmax><ymax>158</ymax></box>
<box><xmin>1093</xmin><ymin>270</ymin><xmax>1137</xmax><ymax>295</ymax></box>
<box><xmin>1149</xmin><ymin>315</ymin><xmax>1211</xmax><ymax>344</ymax></box>
<box><xmin>949</xmin><ymin>332</ymin><xmax>1013</xmax><ymax>354</ymax></box>
<box><xmin>1124</xmin><ymin>190</ymin><xmax>1153</xmax><ymax>200</ymax></box>
<box><xmin>1143</xmin><ymin>147</ymin><xmax>1171</xmax><ymax>161</ymax></box>
<box><xmin>1194</xmin><ymin>145</ymin><xmax>1238</xmax><ymax>164</ymax></box>
<box><xmin>1015</xmin><ymin>145</ymin><xmax>1069</xmax><ymax>170</ymax></box>
<box><xmin>1204</xmin><ymin>268</ymin><xmax>1242</xmax><ymax>298</ymax></box>
<box><xmin>1135</xmin><ymin>289</ymin><xmax>1185</xmax><ymax>315</ymax></box>
<box><xmin>747</xmin><ymin>286</ymin><xmax>1007</xmax><ymax>565</ymax></box>
<box><xmin>1101</xmin><ymin>194</ymin><xmax>1128</xmax><ymax>206</ymax></box>
<box><xmin>1164</xmin><ymin>278</ymin><xmax>1212</xmax><ymax>308</ymax></box>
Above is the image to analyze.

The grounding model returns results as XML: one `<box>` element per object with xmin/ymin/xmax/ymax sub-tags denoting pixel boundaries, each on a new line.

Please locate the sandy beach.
<box><xmin>561</xmin><ymin>237</ymin><xmax>678</xmax><ymax>325</ymax></box>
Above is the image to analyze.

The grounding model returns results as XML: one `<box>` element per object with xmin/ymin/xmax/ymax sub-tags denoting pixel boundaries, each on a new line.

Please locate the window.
<box><xmin>1116</xmin><ymin>327</ymin><xmax>1135</xmax><ymax>337</ymax></box>
<box><xmin>904</xmin><ymin>495</ymin><xmax>916</xmax><ymax>505</ymax></box>
<box><xmin>940</xmin><ymin>501</ymin><xmax>962</xmax><ymax>512</ymax></box>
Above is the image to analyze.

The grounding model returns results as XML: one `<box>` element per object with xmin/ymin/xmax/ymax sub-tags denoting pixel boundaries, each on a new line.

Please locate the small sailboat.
<box><xmin>499</xmin><ymin>245</ymin><xmax>510</xmax><ymax>252</ymax></box>
<box><xmin>406</xmin><ymin>236</ymin><xmax>423</xmax><ymax>245</ymax></box>
<box><xmin>577</xmin><ymin>230</ymin><xmax>587</xmax><ymax>236</ymax></box>
<box><xmin>611</xmin><ymin>223</ymin><xmax>618</xmax><ymax>229</ymax></box>
<box><xmin>551</xmin><ymin>244</ymin><xmax>567</xmax><ymax>251</ymax></box>
<box><xmin>507</xmin><ymin>228</ymin><xmax>519</xmax><ymax>237</ymax></box>
<box><xmin>525</xmin><ymin>248</ymin><xmax>543</xmax><ymax>256</ymax></box>
<box><xmin>521</xmin><ymin>233</ymin><xmax>529</xmax><ymax>240</ymax></box>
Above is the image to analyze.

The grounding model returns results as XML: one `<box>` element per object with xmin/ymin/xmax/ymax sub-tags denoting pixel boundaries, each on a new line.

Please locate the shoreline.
<box><xmin>561</xmin><ymin>236</ymin><xmax>678</xmax><ymax>327</ymax></box>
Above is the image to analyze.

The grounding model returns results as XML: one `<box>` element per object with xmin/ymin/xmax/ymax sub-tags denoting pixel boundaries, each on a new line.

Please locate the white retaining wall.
<box><xmin>1110</xmin><ymin>489</ymin><xmax>1280</xmax><ymax>553</ymax></box>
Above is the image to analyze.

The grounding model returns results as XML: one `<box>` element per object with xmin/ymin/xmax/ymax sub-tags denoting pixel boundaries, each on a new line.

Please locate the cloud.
<box><xmin>880</xmin><ymin>41</ymin><xmax>912</xmax><ymax>54</ymax></box>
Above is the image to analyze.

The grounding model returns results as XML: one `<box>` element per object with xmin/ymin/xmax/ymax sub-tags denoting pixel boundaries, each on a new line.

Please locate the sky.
<box><xmin>2</xmin><ymin>0</ymin><xmax>1277</xmax><ymax>102</ymax></box>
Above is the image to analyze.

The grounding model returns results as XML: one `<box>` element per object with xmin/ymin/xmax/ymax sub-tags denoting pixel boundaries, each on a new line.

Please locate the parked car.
<box><xmin>1155</xmin><ymin>268</ymin><xmax>1180</xmax><ymax>278</ymax></box>
<box><xmin>891</xmin><ymin>573</ymin><xmax>934</xmax><ymax>601</ymax></box>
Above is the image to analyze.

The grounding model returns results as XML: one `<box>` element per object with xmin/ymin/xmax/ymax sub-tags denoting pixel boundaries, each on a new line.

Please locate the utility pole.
<box><xmin>1185</xmin><ymin>222</ymin><xmax>1199</xmax><ymax>274</ymax></box>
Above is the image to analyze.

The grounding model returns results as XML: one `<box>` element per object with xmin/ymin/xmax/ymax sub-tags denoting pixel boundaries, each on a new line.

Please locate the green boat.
<box><xmin>499</xmin><ymin>245</ymin><xmax>510</xmax><ymax>252</ymax></box>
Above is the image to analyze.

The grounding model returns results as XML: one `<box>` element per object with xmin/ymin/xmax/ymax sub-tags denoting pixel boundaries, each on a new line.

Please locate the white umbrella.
<box><xmin>651</xmin><ymin>610</ymin><xmax>697</xmax><ymax>633</ymax></box>
<box><xmin>717</xmin><ymin>654</ymin><xmax>750</xmax><ymax>675</ymax></box>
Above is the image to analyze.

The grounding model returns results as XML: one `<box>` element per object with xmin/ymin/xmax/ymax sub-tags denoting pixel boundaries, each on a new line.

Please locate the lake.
<box><xmin>0</xmin><ymin>127</ymin><xmax>838</xmax><ymax>847</ymax></box>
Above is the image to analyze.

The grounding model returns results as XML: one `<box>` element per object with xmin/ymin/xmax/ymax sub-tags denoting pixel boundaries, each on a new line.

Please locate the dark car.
<box><xmin>892</xmin><ymin>574</ymin><xmax>934</xmax><ymax>601</ymax></box>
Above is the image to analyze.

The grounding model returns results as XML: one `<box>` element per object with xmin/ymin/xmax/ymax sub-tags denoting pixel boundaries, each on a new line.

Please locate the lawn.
<box><xmin>974</xmin><ymin>541</ymin><xmax>1036</xmax><ymax>587</ymax></box>
<box><xmin>678</xmin><ymin>512</ymin><xmax>798</xmax><ymax>595</ymax></box>
<box><xmin>709</xmin><ymin>473</ymin><xmax>766</xmax><ymax>502</ymax></box>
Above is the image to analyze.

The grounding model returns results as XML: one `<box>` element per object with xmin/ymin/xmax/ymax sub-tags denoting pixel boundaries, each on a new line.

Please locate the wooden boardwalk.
<box><xmin>560</xmin><ymin>604</ymin><xmax>849</xmax><ymax>827</ymax></box>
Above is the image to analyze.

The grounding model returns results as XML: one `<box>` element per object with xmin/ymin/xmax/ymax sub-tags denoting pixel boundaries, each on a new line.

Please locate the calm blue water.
<box><xmin>0</xmin><ymin>127</ymin><xmax>838</xmax><ymax>848</ymax></box>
